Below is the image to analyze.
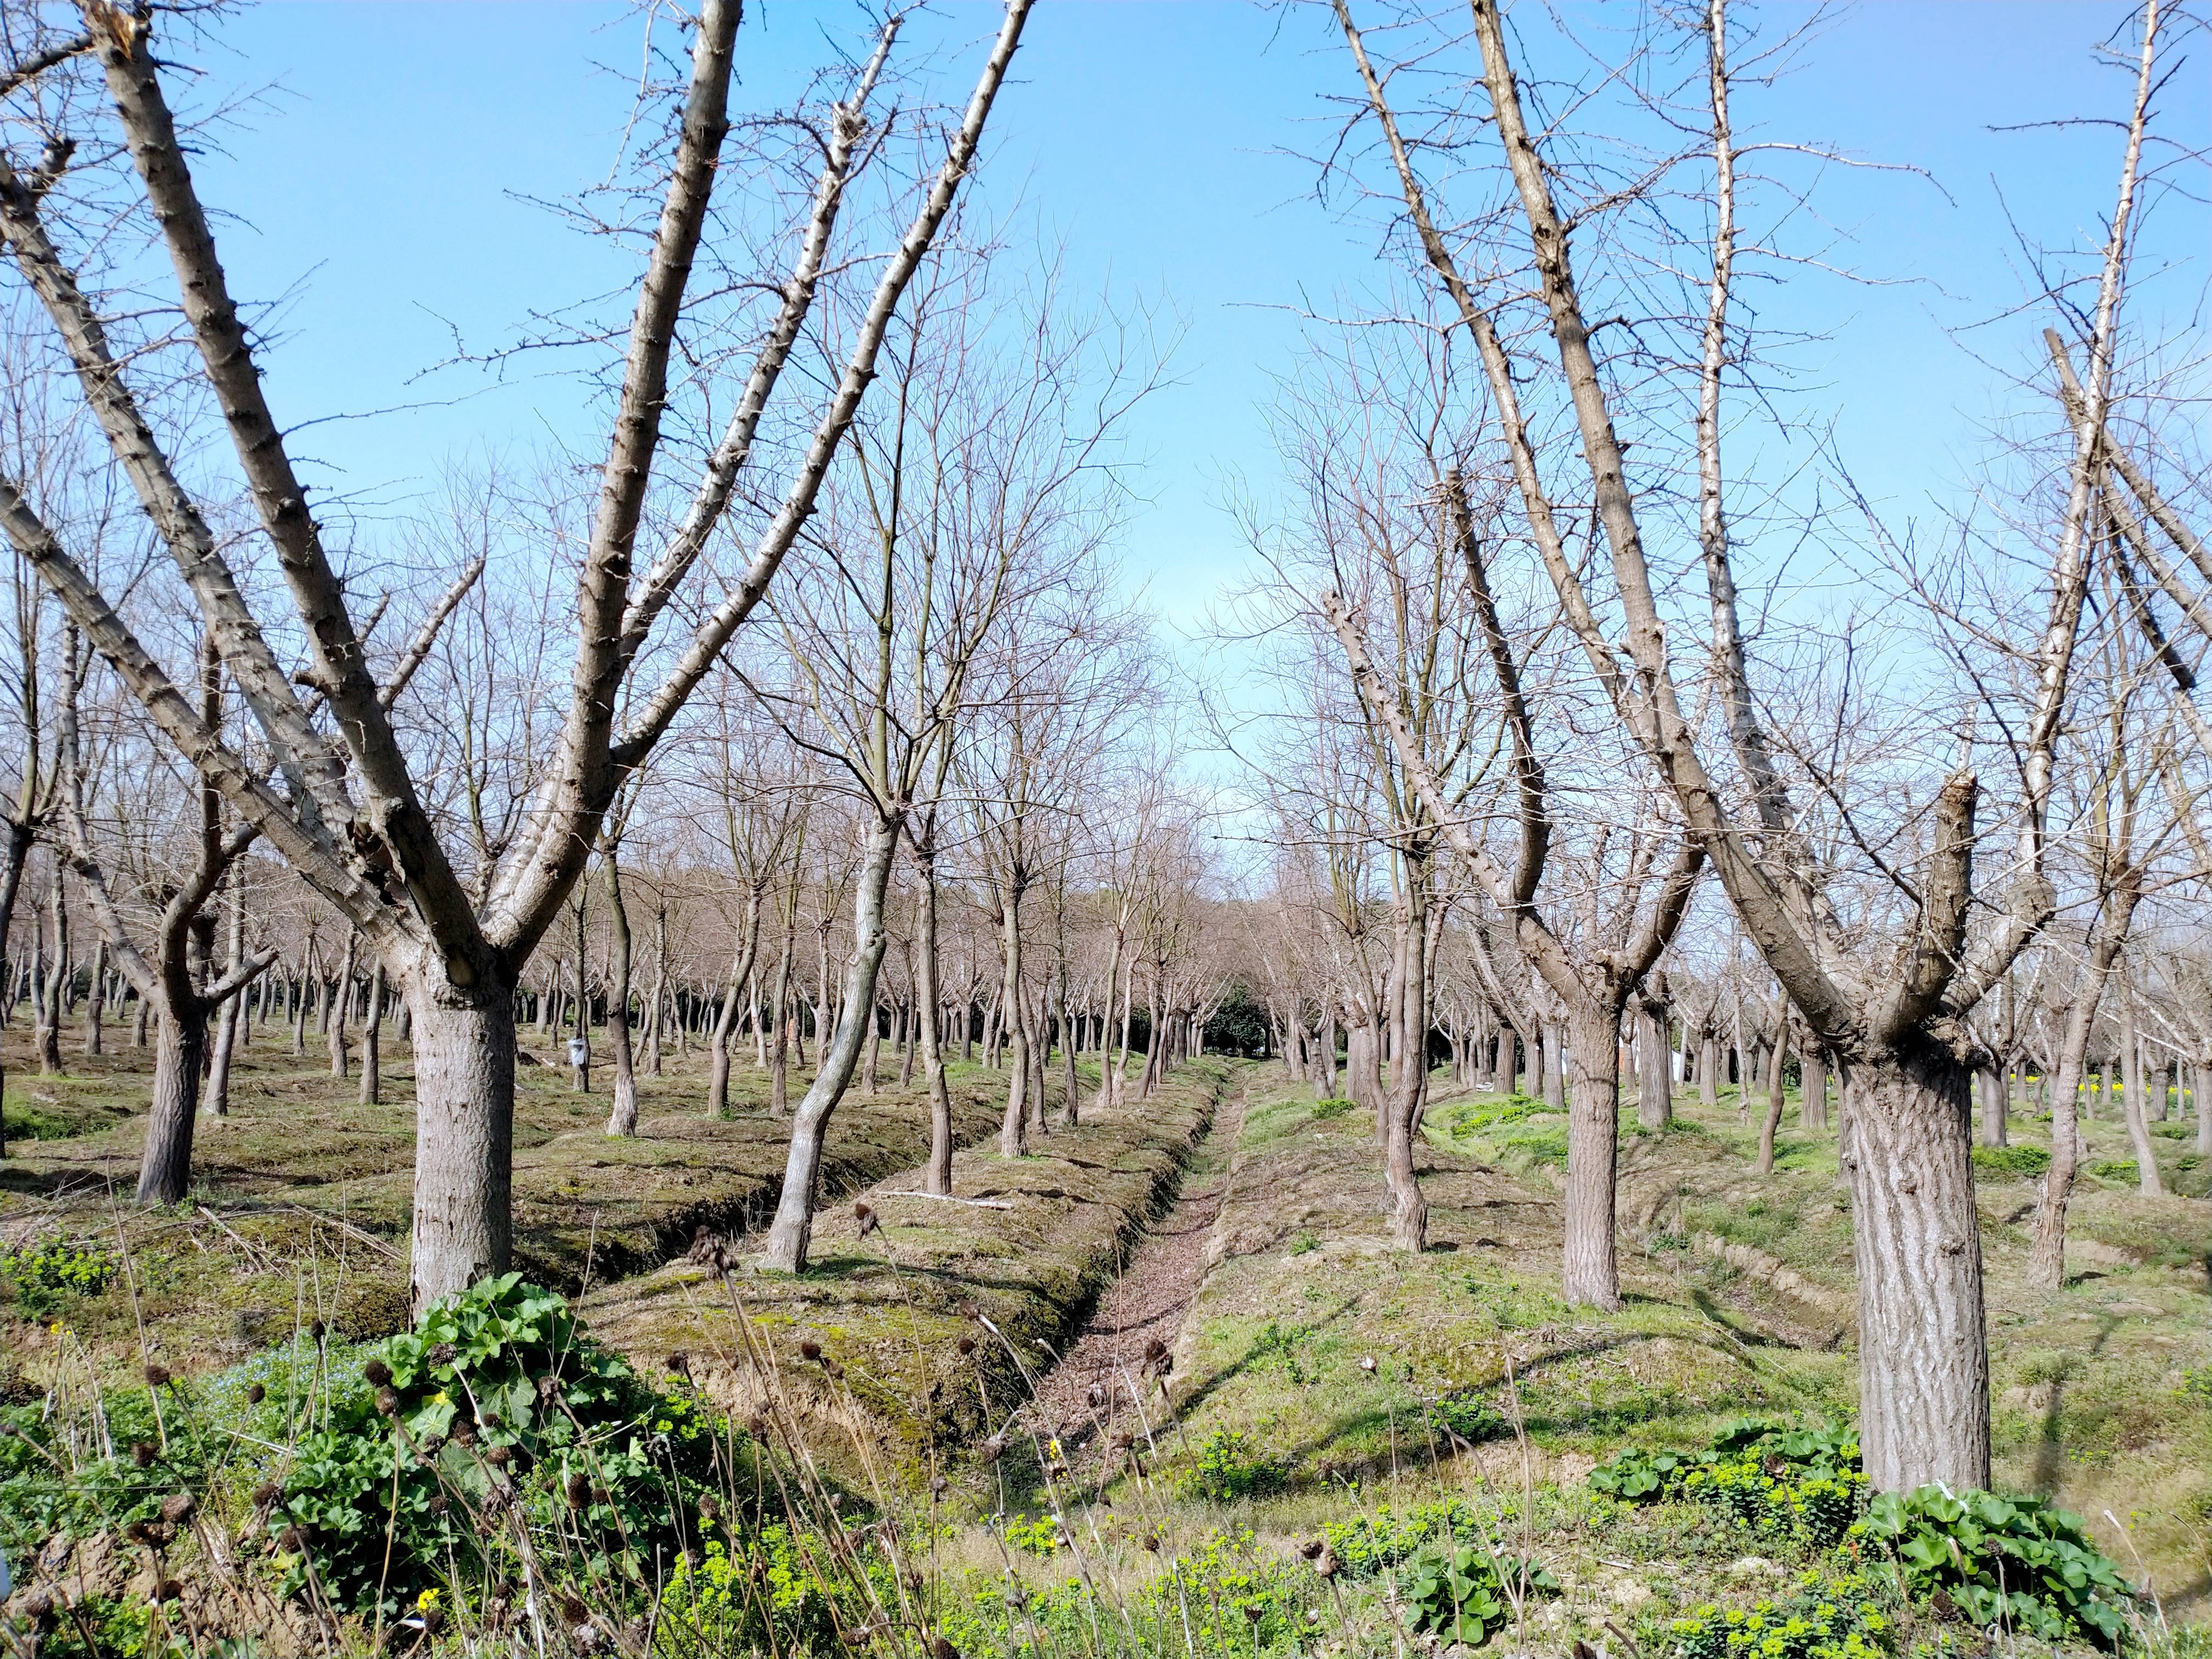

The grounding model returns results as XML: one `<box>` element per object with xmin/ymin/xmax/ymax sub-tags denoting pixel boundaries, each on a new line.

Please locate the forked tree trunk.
<box><xmin>1562</xmin><ymin>1005</ymin><xmax>1623</xmax><ymax>1310</ymax></box>
<box><xmin>761</xmin><ymin>818</ymin><xmax>898</xmax><ymax>1273</ymax></box>
<box><xmin>405</xmin><ymin>963</ymin><xmax>518</xmax><ymax>1313</ymax></box>
<box><xmin>1839</xmin><ymin>1046</ymin><xmax>1990</xmax><ymax>1492</ymax></box>
<box><xmin>136</xmin><ymin>1003</ymin><xmax>209</xmax><ymax>1205</ymax></box>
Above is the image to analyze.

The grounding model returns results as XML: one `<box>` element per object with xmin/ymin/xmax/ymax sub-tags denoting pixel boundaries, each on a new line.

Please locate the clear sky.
<box><xmin>187</xmin><ymin>1</ymin><xmax>2206</xmax><ymax>649</ymax></box>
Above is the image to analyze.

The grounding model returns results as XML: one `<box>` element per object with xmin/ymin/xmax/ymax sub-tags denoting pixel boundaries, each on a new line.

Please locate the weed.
<box><xmin>1971</xmin><ymin>1145</ymin><xmax>2051</xmax><ymax>1178</ymax></box>
<box><xmin>1668</xmin><ymin>1569</ymin><xmax>1893</xmax><ymax>1659</ymax></box>
<box><xmin>0</xmin><ymin>1234</ymin><xmax>118</xmax><ymax>1315</ymax></box>
<box><xmin>1182</xmin><ymin>1426</ymin><xmax>1286</xmax><ymax>1500</ymax></box>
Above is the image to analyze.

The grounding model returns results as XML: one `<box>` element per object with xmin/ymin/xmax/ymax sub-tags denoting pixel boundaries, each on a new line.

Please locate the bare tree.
<box><xmin>0</xmin><ymin>2</ymin><xmax>1031</xmax><ymax>1307</ymax></box>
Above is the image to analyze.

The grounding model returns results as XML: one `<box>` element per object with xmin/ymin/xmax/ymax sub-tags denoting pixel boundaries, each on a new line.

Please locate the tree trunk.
<box><xmin>136</xmin><ymin>1000</ymin><xmax>210</xmax><ymax>1205</ymax></box>
<box><xmin>1976</xmin><ymin>1068</ymin><xmax>2007</xmax><ymax>1148</ymax></box>
<box><xmin>1839</xmin><ymin>1045</ymin><xmax>1990</xmax><ymax>1493</ymax></box>
<box><xmin>1757</xmin><ymin>1022</ymin><xmax>1788</xmax><ymax>1176</ymax></box>
<box><xmin>1562</xmin><ymin>1002</ymin><xmax>1623</xmax><ymax>1310</ymax></box>
<box><xmin>769</xmin><ymin>935</ymin><xmax>794</xmax><ymax>1118</ymax></box>
<box><xmin>1638</xmin><ymin>998</ymin><xmax>1671</xmax><ymax>1129</ymax></box>
<box><xmin>1384</xmin><ymin>870</ymin><xmax>1429</xmax><ymax>1251</ymax></box>
<box><xmin>1542</xmin><ymin>1023</ymin><xmax>1566</xmax><ymax>1111</ymax></box>
<box><xmin>328</xmin><ymin>932</ymin><xmax>355</xmax><ymax>1080</ymax></box>
<box><xmin>997</xmin><ymin>885</ymin><xmax>1028</xmax><ymax>1158</ymax></box>
<box><xmin>761</xmin><ymin>817</ymin><xmax>898</xmax><ymax>1273</ymax></box>
<box><xmin>1698</xmin><ymin>1029</ymin><xmax>1719</xmax><ymax>1109</ymax></box>
<box><xmin>36</xmin><ymin>882</ymin><xmax>63</xmax><ymax>1075</ymax></box>
<box><xmin>916</xmin><ymin>849</ymin><xmax>955</xmax><ymax>1194</ymax></box>
<box><xmin>1800</xmin><ymin>1044</ymin><xmax>1827</xmax><ymax>1131</ymax></box>
<box><xmin>2030</xmin><ymin>895</ymin><xmax>2132</xmax><ymax>1290</ymax></box>
<box><xmin>706</xmin><ymin>894</ymin><xmax>761</xmax><ymax>1118</ymax></box>
<box><xmin>2117</xmin><ymin>983</ymin><xmax>2163</xmax><ymax>1197</ymax></box>
<box><xmin>82</xmin><ymin>938</ymin><xmax>105</xmax><ymax>1056</ymax></box>
<box><xmin>358</xmin><ymin>964</ymin><xmax>384</xmax><ymax>1107</ymax></box>
<box><xmin>603</xmin><ymin>850</ymin><xmax>639</xmax><ymax>1137</ymax></box>
<box><xmin>404</xmin><ymin>963</ymin><xmax>518</xmax><ymax>1314</ymax></box>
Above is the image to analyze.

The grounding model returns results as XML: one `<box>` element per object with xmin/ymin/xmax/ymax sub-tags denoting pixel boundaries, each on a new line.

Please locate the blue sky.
<box><xmin>190</xmin><ymin>1</ymin><xmax>2205</xmax><ymax>647</ymax></box>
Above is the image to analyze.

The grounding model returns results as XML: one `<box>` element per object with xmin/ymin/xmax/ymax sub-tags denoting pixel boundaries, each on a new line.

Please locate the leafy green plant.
<box><xmin>1588</xmin><ymin>1418</ymin><xmax>1865</xmax><ymax>1547</ymax></box>
<box><xmin>1397</xmin><ymin>1539</ymin><xmax>1556</xmax><ymax>1644</ymax></box>
<box><xmin>271</xmin><ymin>1273</ymin><xmax>720</xmax><ymax>1617</ymax></box>
<box><xmin>1310</xmin><ymin>1097</ymin><xmax>1356</xmax><ymax>1122</ymax></box>
<box><xmin>1422</xmin><ymin>1390</ymin><xmax>1503</xmax><ymax>1447</ymax></box>
<box><xmin>656</xmin><ymin>1526</ymin><xmax>860</xmax><ymax>1658</ymax></box>
<box><xmin>1289</xmin><ymin>1230</ymin><xmax>1321</xmax><ymax>1256</ymax></box>
<box><xmin>1181</xmin><ymin>1426</ymin><xmax>1284</xmax><ymax>1500</ymax></box>
<box><xmin>0</xmin><ymin>1234</ymin><xmax>117</xmax><ymax>1314</ymax></box>
<box><xmin>1002</xmin><ymin>1512</ymin><xmax>1068</xmax><ymax>1554</ymax></box>
<box><xmin>1321</xmin><ymin>1498</ymin><xmax>1489</xmax><ymax>1577</ymax></box>
<box><xmin>1857</xmin><ymin>1485</ymin><xmax>2137</xmax><ymax>1647</ymax></box>
<box><xmin>1970</xmin><ymin>1145</ymin><xmax>2050</xmax><ymax>1178</ymax></box>
<box><xmin>2089</xmin><ymin>1159</ymin><xmax>2142</xmax><ymax>1182</ymax></box>
<box><xmin>1669</xmin><ymin>1570</ymin><xmax>1893</xmax><ymax>1659</ymax></box>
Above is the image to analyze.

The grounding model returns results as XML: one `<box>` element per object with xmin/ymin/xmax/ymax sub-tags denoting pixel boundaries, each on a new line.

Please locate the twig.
<box><xmin>878</xmin><ymin>1189</ymin><xmax>1013</xmax><ymax>1209</ymax></box>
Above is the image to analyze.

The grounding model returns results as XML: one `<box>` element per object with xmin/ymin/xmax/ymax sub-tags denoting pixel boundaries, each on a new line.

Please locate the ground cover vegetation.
<box><xmin>0</xmin><ymin>0</ymin><xmax>2207</xmax><ymax>1654</ymax></box>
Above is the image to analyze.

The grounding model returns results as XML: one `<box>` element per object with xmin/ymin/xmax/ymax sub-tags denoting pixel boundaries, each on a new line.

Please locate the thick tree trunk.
<box><xmin>1638</xmin><ymin>999</ymin><xmax>1671</xmax><ymax>1128</ymax></box>
<box><xmin>1542</xmin><ymin>1023</ymin><xmax>1566</xmax><ymax>1110</ymax></box>
<box><xmin>1800</xmin><ymin>1044</ymin><xmax>1827</xmax><ymax>1131</ymax></box>
<box><xmin>404</xmin><ymin>965</ymin><xmax>518</xmax><ymax>1314</ymax></box>
<box><xmin>761</xmin><ymin>818</ymin><xmax>898</xmax><ymax>1273</ymax></box>
<box><xmin>1698</xmin><ymin>1029</ymin><xmax>1719</xmax><ymax>1109</ymax></box>
<box><xmin>136</xmin><ymin>1001</ymin><xmax>208</xmax><ymax>1205</ymax></box>
<box><xmin>1976</xmin><ymin>1068</ymin><xmax>2007</xmax><ymax>1147</ymax></box>
<box><xmin>1562</xmin><ymin>1003</ymin><xmax>1623</xmax><ymax>1310</ymax></box>
<box><xmin>1839</xmin><ymin>1045</ymin><xmax>1990</xmax><ymax>1493</ymax></box>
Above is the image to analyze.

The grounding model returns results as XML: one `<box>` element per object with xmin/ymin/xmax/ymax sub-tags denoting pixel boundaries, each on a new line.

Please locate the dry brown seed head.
<box><xmin>159</xmin><ymin>1492</ymin><xmax>195</xmax><ymax>1525</ymax></box>
<box><xmin>363</xmin><ymin>1358</ymin><xmax>393</xmax><ymax>1387</ymax></box>
<box><xmin>143</xmin><ymin>1363</ymin><xmax>170</xmax><ymax>1388</ymax></box>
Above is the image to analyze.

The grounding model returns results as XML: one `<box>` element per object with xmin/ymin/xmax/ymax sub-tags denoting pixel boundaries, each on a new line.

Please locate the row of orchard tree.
<box><xmin>1225</xmin><ymin>0</ymin><xmax>2204</xmax><ymax>1501</ymax></box>
<box><xmin>0</xmin><ymin>2</ymin><xmax>1233</xmax><ymax>1318</ymax></box>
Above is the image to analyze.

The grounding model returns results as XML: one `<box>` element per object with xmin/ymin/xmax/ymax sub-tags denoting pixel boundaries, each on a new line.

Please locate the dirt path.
<box><xmin>1023</xmin><ymin>1074</ymin><xmax>1250</xmax><ymax>1451</ymax></box>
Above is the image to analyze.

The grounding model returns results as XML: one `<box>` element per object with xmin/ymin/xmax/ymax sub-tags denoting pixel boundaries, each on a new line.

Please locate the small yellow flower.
<box><xmin>416</xmin><ymin>1588</ymin><xmax>442</xmax><ymax>1612</ymax></box>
